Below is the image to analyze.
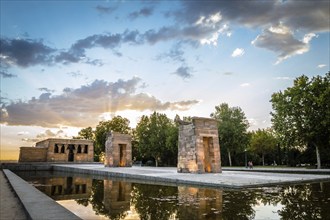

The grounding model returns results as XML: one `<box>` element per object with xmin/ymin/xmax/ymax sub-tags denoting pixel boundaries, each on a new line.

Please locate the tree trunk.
<box><xmin>315</xmin><ymin>144</ymin><xmax>321</xmax><ymax>169</ymax></box>
<box><xmin>227</xmin><ymin>149</ymin><xmax>232</xmax><ymax>167</ymax></box>
<box><xmin>262</xmin><ymin>153</ymin><xmax>265</xmax><ymax>166</ymax></box>
<box><xmin>155</xmin><ymin>157</ymin><xmax>158</xmax><ymax>167</ymax></box>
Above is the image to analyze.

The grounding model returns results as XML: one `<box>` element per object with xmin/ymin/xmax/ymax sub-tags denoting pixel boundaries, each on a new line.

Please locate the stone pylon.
<box><xmin>177</xmin><ymin>117</ymin><xmax>221</xmax><ymax>173</ymax></box>
<box><xmin>104</xmin><ymin>132</ymin><xmax>132</xmax><ymax>167</ymax></box>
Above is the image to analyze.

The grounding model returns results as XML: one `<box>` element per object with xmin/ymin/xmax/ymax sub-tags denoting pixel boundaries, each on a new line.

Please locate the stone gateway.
<box><xmin>177</xmin><ymin>117</ymin><xmax>221</xmax><ymax>173</ymax></box>
<box><xmin>104</xmin><ymin>132</ymin><xmax>132</xmax><ymax>167</ymax></box>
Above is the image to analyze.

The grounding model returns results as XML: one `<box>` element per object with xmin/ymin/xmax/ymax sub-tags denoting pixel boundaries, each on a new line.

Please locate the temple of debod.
<box><xmin>18</xmin><ymin>116</ymin><xmax>222</xmax><ymax>174</ymax></box>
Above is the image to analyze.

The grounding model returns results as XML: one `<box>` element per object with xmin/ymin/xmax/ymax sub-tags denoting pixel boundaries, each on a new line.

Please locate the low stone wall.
<box><xmin>19</xmin><ymin>147</ymin><xmax>47</xmax><ymax>162</ymax></box>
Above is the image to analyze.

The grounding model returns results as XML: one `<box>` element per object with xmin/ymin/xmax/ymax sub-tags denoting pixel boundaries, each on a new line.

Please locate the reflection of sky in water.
<box><xmin>253</xmin><ymin>202</ymin><xmax>283</xmax><ymax>220</ymax></box>
<box><xmin>57</xmin><ymin>201</ymin><xmax>108</xmax><ymax>220</ymax></box>
<box><xmin>58</xmin><ymin>200</ymin><xmax>141</xmax><ymax>220</ymax></box>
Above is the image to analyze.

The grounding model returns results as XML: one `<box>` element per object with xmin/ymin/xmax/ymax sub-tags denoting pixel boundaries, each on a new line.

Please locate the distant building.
<box><xmin>19</xmin><ymin>138</ymin><xmax>94</xmax><ymax>162</ymax></box>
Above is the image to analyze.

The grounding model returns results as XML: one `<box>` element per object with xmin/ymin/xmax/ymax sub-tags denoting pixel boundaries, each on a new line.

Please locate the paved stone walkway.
<box><xmin>2</xmin><ymin>169</ymin><xmax>81</xmax><ymax>220</ymax></box>
<box><xmin>0</xmin><ymin>170</ymin><xmax>27</xmax><ymax>220</ymax></box>
<box><xmin>54</xmin><ymin>164</ymin><xmax>330</xmax><ymax>188</ymax></box>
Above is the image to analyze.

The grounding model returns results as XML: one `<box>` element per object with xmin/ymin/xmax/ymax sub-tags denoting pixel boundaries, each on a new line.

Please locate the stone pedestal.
<box><xmin>177</xmin><ymin>117</ymin><xmax>221</xmax><ymax>173</ymax></box>
<box><xmin>104</xmin><ymin>132</ymin><xmax>132</xmax><ymax>167</ymax></box>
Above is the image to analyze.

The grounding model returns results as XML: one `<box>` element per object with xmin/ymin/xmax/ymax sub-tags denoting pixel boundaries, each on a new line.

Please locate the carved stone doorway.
<box><xmin>119</xmin><ymin>144</ymin><xmax>127</xmax><ymax>166</ymax></box>
<box><xmin>67</xmin><ymin>144</ymin><xmax>75</xmax><ymax>162</ymax></box>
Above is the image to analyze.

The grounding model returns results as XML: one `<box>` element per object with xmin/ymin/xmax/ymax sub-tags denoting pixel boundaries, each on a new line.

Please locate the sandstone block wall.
<box><xmin>104</xmin><ymin>132</ymin><xmax>132</xmax><ymax>167</ymax></box>
<box><xmin>177</xmin><ymin>117</ymin><xmax>221</xmax><ymax>173</ymax></box>
<box><xmin>19</xmin><ymin>147</ymin><xmax>48</xmax><ymax>162</ymax></box>
<box><xmin>19</xmin><ymin>138</ymin><xmax>94</xmax><ymax>163</ymax></box>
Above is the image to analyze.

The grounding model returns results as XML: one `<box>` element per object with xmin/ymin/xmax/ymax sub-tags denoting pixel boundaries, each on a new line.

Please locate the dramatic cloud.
<box><xmin>173</xmin><ymin>66</ymin><xmax>193</xmax><ymax>79</ymax></box>
<box><xmin>0</xmin><ymin>38</ymin><xmax>55</xmax><ymax>68</ymax></box>
<box><xmin>0</xmin><ymin>77</ymin><xmax>198</xmax><ymax>127</ymax></box>
<box><xmin>144</xmin><ymin>13</ymin><xmax>230</xmax><ymax>45</ymax></box>
<box><xmin>252</xmin><ymin>24</ymin><xmax>316</xmax><ymax>64</ymax></box>
<box><xmin>231</xmin><ymin>48</ymin><xmax>245</xmax><ymax>58</ymax></box>
<box><xmin>129</xmin><ymin>7</ymin><xmax>154</xmax><ymax>20</ymax></box>
<box><xmin>176</xmin><ymin>1</ymin><xmax>329</xmax><ymax>32</ymax></box>
<box><xmin>170</xmin><ymin>0</ymin><xmax>328</xmax><ymax>60</ymax></box>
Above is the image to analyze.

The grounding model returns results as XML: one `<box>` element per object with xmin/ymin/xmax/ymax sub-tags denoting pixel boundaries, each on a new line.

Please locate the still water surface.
<box><xmin>15</xmin><ymin>171</ymin><xmax>330</xmax><ymax>220</ymax></box>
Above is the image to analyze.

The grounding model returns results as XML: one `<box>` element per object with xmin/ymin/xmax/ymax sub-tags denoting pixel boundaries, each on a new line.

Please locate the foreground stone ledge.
<box><xmin>3</xmin><ymin>169</ymin><xmax>81</xmax><ymax>220</ymax></box>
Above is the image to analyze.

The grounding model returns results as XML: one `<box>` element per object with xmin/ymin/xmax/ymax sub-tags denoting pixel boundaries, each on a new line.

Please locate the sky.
<box><xmin>1</xmin><ymin>0</ymin><xmax>329</xmax><ymax>160</ymax></box>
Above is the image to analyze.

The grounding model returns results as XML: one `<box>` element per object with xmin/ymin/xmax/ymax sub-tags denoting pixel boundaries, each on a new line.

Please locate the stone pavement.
<box><xmin>54</xmin><ymin>164</ymin><xmax>330</xmax><ymax>188</ymax></box>
<box><xmin>0</xmin><ymin>170</ymin><xmax>27</xmax><ymax>220</ymax></box>
<box><xmin>2</xmin><ymin>169</ymin><xmax>81</xmax><ymax>220</ymax></box>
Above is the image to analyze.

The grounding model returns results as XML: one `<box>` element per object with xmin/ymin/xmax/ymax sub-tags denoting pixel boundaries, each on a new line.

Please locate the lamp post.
<box><xmin>245</xmin><ymin>149</ymin><xmax>247</xmax><ymax>168</ymax></box>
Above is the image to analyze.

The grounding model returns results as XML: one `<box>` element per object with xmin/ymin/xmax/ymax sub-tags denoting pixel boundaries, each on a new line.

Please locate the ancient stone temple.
<box><xmin>19</xmin><ymin>138</ymin><xmax>94</xmax><ymax>162</ymax></box>
<box><xmin>177</xmin><ymin>117</ymin><xmax>221</xmax><ymax>173</ymax></box>
<box><xmin>104</xmin><ymin>132</ymin><xmax>132</xmax><ymax>167</ymax></box>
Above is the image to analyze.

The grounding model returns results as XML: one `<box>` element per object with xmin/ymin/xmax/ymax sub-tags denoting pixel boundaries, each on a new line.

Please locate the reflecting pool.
<box><xmin>15</xmin><ymin>171</ymin><xmax>330</xmax><ymax>220</ymax></box>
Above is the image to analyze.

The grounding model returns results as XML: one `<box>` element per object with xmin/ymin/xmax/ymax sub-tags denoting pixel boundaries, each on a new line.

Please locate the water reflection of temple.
<box><xmin>103</xmin><ymin>180</ymin><xmax>132</xmax><ymax>218</ymax></box>
<box><xmin>39</xmin><ymin>177</ymin><xmax>92</xmax><ymax>200</ymax></box>
<box><xmin>177</xmin><ymin>186</ymin><xmax>223</xmax><ymax>219</ymax></box>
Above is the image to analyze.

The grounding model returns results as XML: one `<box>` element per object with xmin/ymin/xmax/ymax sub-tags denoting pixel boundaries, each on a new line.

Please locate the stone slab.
<box><xmin>2</xmin><ymin>169</ymin><xmax>81</xmax><ymax>220</ymax></box>
<box><xmin>53</xmin><ymin>164</ymin><xmax>330</xmax><ymax>189</ymax></box>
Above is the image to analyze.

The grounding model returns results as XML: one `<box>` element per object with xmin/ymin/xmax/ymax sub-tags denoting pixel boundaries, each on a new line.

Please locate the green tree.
<box><xmin>250</xmin><ymin>129</ymin><xmax>277</xmax><ymax>166</ymax></box>
<box><xmin>135</xmin><ymin>112</ymin><xmax>176</xmax><ymax>167</ymax></box>
<box><xmin>94</xmin><ymin>116</ymin><xmax>131</xmax><ymax>161</ymax></box>
<box><xmin>75</xmin><ymin>127</ymin><xmax>94</xmax><ymax>140</ymax></box>
<box><xmin>211</xmin><ymin>103</ymin><xmax>249</xmax><ymax>166</ymax></box>
<box><xmin>271</xmin><ymin>73</ymin><xmax>330</xmax><ymax>168</ymax></box>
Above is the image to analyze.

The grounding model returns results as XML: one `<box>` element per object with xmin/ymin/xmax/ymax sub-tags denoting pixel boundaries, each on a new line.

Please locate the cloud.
<box><xmin>252</xmin><ymin>24</ymin><xmax>316</xmax><ymax>64</ymax></box>
<box><xmin>22</xmin><ymin>129</ymin><xmax>66</xmax><ymax>143</ymax></box>
<box><xmin>172</xmin><ymin>66</ymin><xmax>193</xmax><ymax>79</ymax></box>
<box><xmin>144</xmin><ymin>12</ymin><xmax>230</xmax><ymax>46</ymax></box>
<box><xmin>317</xmin><ymin>64</ymin><xmax>326</xmax><ymax>68</ymax></box>
<box><xmin>223</xmin><ymin>72</ymin><xmax>234</xmax><ymax>76</ymax></box>
<box><xmin>128</xmin><ymin>7</ymin><xmax>154</xmax><ymax>20</ymax></box>
<box><xmin>38</xmin><ymin>88</ymin><xmax>55</xmax><ymax>93</ymax></box>
<box><xmin>17</xmin><ymin>131</ymin><xmax>29</xmax><ymax>136</ymax></box>
<box><xmin>66</xmin><ymin>71</ymin><xmax>83</xmax><ymax>78</ymax></box>
<box><xmin>275</xmin><ymin>77</ymin><xmax>291</xmax><ymax>80</ymax></box>
<box><xmin>55</xmin><ymin>31</ymin><xmax>142</xmax><ymax>64</ymax></box>
<box><xmin>156</xmin><ymin>43</ymin><xmax>185</xmax><ymax>63</ymax></box>
<box><xmin>0</xmin><ymin>38</ymin><xmax>55</xmax><ymax>68</ymax></box>
<box><xmin>95</xmin><ymin>5</ymin><xmax>117</xmax><ymax>14</ymax></box>
<box><xmin>176</xmin><ymin>1</ymin><xmax>329</xmax><ymax>33</ymax></box>
<box><xmin>231</xmin><ymin>48</ymin><xmax>245</xmax><ymax>57</ymax></box>
<box><xmin>0</xmin><ymin>70</ymin><xmax>17</xmax><ymax>78</ymax></box>
<box><xmin>240</xmin><ymin>83</ymin><xmax>250</xmax><ymax>87</ymax></box>
<box><xmin>1</xmin><ymin>77</ymin><xmax>199</xmax><ymax>127</ymax></box>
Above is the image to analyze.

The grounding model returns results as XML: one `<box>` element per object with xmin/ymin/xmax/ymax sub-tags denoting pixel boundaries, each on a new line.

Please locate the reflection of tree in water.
<box><xmin>74</xmin><ymin>178</ymin><xmax>330</xmax><ymax>220</ymax></box>
<box><xmin>277</xmin><ymin>182</ymin><xmax>330</xmax><ymax>220</ymax></box>
<box><xmin>75</xmin><ymin>179</ymin><xmax>128</xmax><ymax>220</ymax></box>
<box><xmin>221</xmin><ymin>189</ymin><xmax>258</xmax><ymax>220</ymax></box>
<box><xmin>131</xmin><ymin>183</ymin><xmax>178</xmax><ymax>220</ymax></box>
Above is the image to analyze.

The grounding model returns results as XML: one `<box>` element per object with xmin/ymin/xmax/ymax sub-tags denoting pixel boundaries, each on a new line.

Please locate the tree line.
<box><xmin>74</xmin><ymin>72</ymin><xmax>330</xmax><ymax>168</ymax></box>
